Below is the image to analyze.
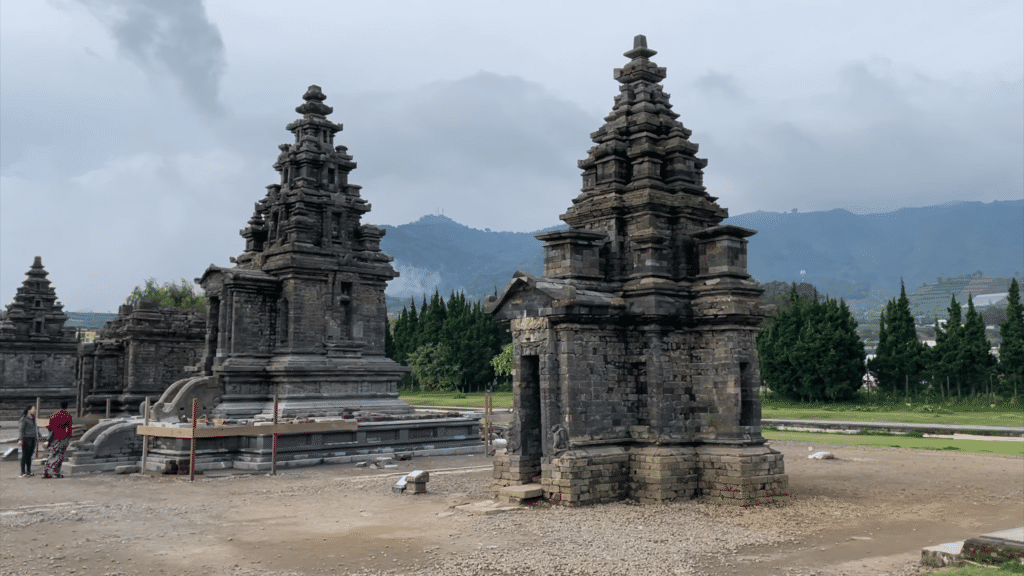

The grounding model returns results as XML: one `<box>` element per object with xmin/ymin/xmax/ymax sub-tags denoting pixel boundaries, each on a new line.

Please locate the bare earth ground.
<box><xmin>1</xmin><ymin>440</ymin><xmax>1021</xmax><ymax>576</ymax></box>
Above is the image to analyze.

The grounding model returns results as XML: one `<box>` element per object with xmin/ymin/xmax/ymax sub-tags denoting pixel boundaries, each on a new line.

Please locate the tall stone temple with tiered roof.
<box><xmin>0</xmin><ymin>257</ymin><xmax>78</xmax><ymax>414</ymax></box>
<box><xmin>149</xmin><ymin>85</ymin><xmax>411</xmax><ymax>422</ymax></box>
<box><xmin>487</xmin><ymin>36</ymin><xmax>788</xmax><ymax>506</ymax></box>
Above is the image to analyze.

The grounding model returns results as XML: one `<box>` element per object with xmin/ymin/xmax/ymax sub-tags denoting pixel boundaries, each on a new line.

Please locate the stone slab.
<box><xmin>499</xmin><ymin>483</ymin><xmax>544</xmax><ymax>499</ymax></box>
<box><xmin>921</xmin><ymin>541</ymin><xmax>965</xmax><ymax>567</ymax></box>
<box><xmin>454</xmin><ymin>500</ymin><xmax>524</xmax><ymax>515</ymax></box>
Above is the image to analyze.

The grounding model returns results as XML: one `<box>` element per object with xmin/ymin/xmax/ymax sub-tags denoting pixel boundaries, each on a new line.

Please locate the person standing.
<box><xmin>17</xmin><ymin>406</ymin><xmax>40</xmax><ymax>477</ymax></box>
<box><xmin>43</xmin><ymin>401</ymin><xmax>73</xmax><ymax>479</ymax></box>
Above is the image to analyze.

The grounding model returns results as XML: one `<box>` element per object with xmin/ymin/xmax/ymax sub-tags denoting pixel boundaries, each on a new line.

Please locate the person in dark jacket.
<box><xmin>17</xmin><ymin>406</ymin><xmax>40</xmax><ymax>477</ymax></box>
<box><xmin>43</xmin><ymin>401</ymin><xmax>73</xmax><ymax>479</ymax></box>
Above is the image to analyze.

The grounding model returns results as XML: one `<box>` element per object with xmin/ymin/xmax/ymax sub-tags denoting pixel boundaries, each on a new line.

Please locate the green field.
<box><xmin>399</xmin><ymin>390</ymin><xmax>513</xmax><ymax>409</ymax></box>
<box><xmin>396</xmin><ymin>391</ymin><xmax>1024</xmax><ymax>430</ymax></box>
<box><xmin>763</xmin><ymin>404</ymin><xmax>1024</xmax><ymax>428</ymax></box>
<box><xmin>763</xmin><ymin>429</ymin><xmax>1024</xmax><ymax>456</ymax></box>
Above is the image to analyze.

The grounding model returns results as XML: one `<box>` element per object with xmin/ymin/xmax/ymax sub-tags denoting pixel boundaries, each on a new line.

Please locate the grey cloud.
<box><xmin>74</xmin><ymin>0</ymin><xmax>225</xmax><ymax>116</ymax></box>
<box><xmin>693</xmin><ymin>70</ymin><xmax>749</xmax><ymax>103</ymax></box>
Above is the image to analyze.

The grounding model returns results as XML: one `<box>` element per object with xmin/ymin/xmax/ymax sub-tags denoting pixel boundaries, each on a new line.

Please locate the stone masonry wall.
<box><xmin>541</xmin><ymin>446</ymin><xmax>630</xmax><ymax>506</ymax></box>
<box><xmin>696</xmin><ymin>445</ymin><xmax>788</xmax><ymax>506</ymax></box>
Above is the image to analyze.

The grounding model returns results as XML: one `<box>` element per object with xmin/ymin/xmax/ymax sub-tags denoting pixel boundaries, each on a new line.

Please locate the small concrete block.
<box><xmin>115</xmin><ymin>464</ymin><xmax>140</xmax><ymax>474</ymax></box>
<box><xmin>3</xmin><ymin>447</ymin><xmax>19</xmax><ymax>461</ymax></box>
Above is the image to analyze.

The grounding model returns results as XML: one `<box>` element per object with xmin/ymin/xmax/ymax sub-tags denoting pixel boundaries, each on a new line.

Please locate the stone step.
<box><xmin>498</xmin><ymin>483</ymin><xmax>544</xmax><ymax>504</ymax></box>
<box><xmin>921</xmin><ymin>527</ymin><xmax>1024</xmax><ymax>568</ymax></box>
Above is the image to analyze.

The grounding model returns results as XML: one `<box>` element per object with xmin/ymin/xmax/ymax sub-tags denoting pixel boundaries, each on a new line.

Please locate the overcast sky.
<box><xmin>2</xmin><ymin>0</ymin><xmax>1022</xmax><ymax>312</ymax></box>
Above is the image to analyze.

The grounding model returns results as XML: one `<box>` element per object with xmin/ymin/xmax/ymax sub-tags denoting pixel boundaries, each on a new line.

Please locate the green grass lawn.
<box><xmin>399</xmin><ymin>390</ymin><xmax>513</xmax><ymax>409</ymax></box>
<box><xmin>763</xmin><ymin>428</ymin><xmax>1024</xmax><ymax>456</ymax></box>
<box><xmin>397</xmin><ymin>391</ymin><xmax>1024</xmax><ymax>429</ymax></box>
<box><xmin>762</xmin><ymin>405</ymin><xmax>1024</xmax><ymax>427</ymax></box>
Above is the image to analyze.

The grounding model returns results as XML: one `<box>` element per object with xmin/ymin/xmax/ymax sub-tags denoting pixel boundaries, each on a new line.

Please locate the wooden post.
<box><xmin>484</xmin><ymin>393</ymin><xmax>492</xmax><ymax>455</ymax></box>
<box><xmin>34</xmin><ymin>397</ymin><xmax>41</xmax><ymax>458</ymax></box>
<box><xmin>140</xmin><ymin>397</ymin><xmax>150</xmax><ymax>475</ymax></box>
<box><xmin>105</xmin><ymin>398</ymin><xmax>111</xmax><ymax>419</ymax></box>
<box><xmin>905</xmin><ymin>375</ymin><xmax>909</xmax><ymax>403</ymax></box>
<box><xmin>271</xmin><ymin>393</ymin><xmax>279</xmax><ymax>476</ymax></box>
<box><xmin>189</xmin><ymin>398</ymin><xmax>198</xmax><ymax>482</ymax></box>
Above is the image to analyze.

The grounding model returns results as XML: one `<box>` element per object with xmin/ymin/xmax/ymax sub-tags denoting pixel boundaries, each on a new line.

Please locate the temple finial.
<box><xmin>624</xmin><ymin>34</ymin><xmax>657</xmax><ymax>60</ymax></box>
<box><xmin>296</xmin><ymin>85</ymin><xmax>333</xmax><ymax>116</ymax></box>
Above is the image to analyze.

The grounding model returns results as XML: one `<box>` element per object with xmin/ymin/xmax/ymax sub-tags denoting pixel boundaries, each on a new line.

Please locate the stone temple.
<box><xmin>77</xmin><ymin>303</ymin><xmax>206</xmax><ymax>416</ymax></box>
<box><xmin>66</xmin><ymin>86</ymin><xmax>480</xmax><ymax>474</ymax></box>
<box><xmin>487</xmin><ymin>36</ymin><xmax>787</xmax><ymax>506</ymax></box>
<box><xmin>150</xmin><ymin>84</ymin><xmax>412</xmax><ymax>423</ymax></box>
<box><xmin>0</xmin><ymin>257</ymin><xmax>78</xmax><ymax>416</ymax></box>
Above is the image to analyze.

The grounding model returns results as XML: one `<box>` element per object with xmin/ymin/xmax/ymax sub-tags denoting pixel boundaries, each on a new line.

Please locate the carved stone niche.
<box><xmin>535</xmin><ymin>229</ymin><xmax>606</xmax><ymax>281</ymax></box>
<box><xmin>693</xmin><ymin>225</ymin><xmax>756</xmax><ymax>278</ymax></box>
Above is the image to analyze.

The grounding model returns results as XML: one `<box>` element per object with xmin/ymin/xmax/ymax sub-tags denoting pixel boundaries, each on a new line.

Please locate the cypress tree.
<box><xmin>385</xmin><ymin>313</ymin><xmax>396</xmax><ymax>361</ymax></box>
<box><xmin>869</xmin><ymin>281</ymin><xmax>925</xmax><ymax>395</ymax></box>
<box><xmin>933</xmin><ymin>294</ymin><xmax>964</xmax><ymax>397</ymax></box>
<box><xmin>998</xmin><ymin>279</ymin><xmax>1024</xmax><ymax>399</ymax></box>
<box><xmin>960</xmin><ymin>295</ymin><xmax>996</xmax><ymax>396</ymax></box>
<box><xmin>418</xmin><ymin>291</ymin><xmax>446</xmax><ymax>347</ymax></box>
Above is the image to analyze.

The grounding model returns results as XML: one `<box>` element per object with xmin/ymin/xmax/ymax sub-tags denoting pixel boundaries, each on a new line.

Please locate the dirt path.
<box><xmin>1</xmin><ymin>441</ymin><xmax>1020</xmax><ymax>576</ymax></box>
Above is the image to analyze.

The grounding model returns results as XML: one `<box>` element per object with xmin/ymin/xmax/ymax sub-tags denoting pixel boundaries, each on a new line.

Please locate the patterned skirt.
<box><xmin>45</xmin><ymin>437</ymin><xmax>70</xmax><ymax>476</ymax></box>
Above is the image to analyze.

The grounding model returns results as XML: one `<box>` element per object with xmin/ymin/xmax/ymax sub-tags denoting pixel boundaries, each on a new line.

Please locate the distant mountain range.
<box><xmin>380</xmin><ymin>200</ymin><xmax>1024</xmax><ymax>314</ymax></box>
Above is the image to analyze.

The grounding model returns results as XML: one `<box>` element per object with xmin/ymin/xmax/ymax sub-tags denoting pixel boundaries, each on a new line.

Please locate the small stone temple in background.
<box><xmin>487</xmin><ymin>36</ymin><xmax>787</xmax><ymax>506</ymax></box>
<box><xmin>0</xmin><ymin>257</ymin><xmax>78</xmax><ymax>416</ymax></box>
<box><xmin>77</xmin><ymin>304</ymin><xmax>206</xmax><ymax>416</ymax></box>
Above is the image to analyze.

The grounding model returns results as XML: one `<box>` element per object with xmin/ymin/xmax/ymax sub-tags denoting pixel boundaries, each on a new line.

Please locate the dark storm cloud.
<box><xmin>74</xmin><ymin>0</ymin><xmax>226</xmax><ymax>116</ymax></box>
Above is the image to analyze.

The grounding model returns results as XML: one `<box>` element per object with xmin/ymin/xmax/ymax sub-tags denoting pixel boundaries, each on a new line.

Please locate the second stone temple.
<box><xmin>487</xmin><ymin>36</ymin><xmax>788</xmax><ymax>506</ymax></box>
<box><xmin>153</xmin><ymin>85</ymin><xmax>411</xmax><ymax>422</ymax></box>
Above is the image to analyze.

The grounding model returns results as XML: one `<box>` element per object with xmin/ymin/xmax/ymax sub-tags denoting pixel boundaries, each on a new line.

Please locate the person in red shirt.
<box><xmin>43</xmin><ymin>401</ymin><xmax>73</xmax><ymax>479</ymax></box>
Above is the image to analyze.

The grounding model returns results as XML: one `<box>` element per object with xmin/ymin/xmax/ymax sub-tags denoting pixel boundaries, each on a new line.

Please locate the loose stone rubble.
<box><xmin>0</xmin><ymin>257</ymin><xmax>78</xmax><ymax>416</ymax></box>
<box><xmin>486</xmin><ymin>35</ymin><xmax>787</xmax><ymax>506</ymax></box>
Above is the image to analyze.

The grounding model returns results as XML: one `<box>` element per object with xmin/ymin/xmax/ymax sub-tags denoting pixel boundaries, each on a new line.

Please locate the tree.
<box><xmin>390</xmin><ymin>291</ymin><xmax>511</xmax><ymax>392</ymax></box>
<box><xmin>405</xmin><ymin>343</ymin><xmax>460</xmax><ymax>391</ymax></box>
<box><xmin>930</xmin><ymin>294</ymin><xmax>964</xmax><ymax>397</ymax></box>
<box><xmin>492</xmin><ymin>342</ymin><xmax>513</xmax><ymax>380</ymax></box>
<box><xmin>959</xmin><ymin>295</ymin><xmax>997</xmax><ymax>396</ymax></box>
<box><xmin>869</xmin><ymin>281</ymin><xmax>926</xmax><ymax>395</ymax></box>
<box><xmin>757</xmin><ymin>289</ymin><xmax>865</xmax><ymax>401</ymax></box>
<box><xmin>126</xmin><ymin>278</ymin><xmax>207</xmax><ymax>312</ymax></box>
<box><xmin>999</xmin><ymin>279</ymin><xmax>1024</xmax><ymax>399</ymax></box>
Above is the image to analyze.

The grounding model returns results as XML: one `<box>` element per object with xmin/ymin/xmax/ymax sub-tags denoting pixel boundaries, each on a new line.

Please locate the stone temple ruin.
<box><xmin>66</xmin><ymin>86</ymin><xmax>480</xmax><ymax>474</ymax></box>
<box><xmin>78</xmin><ymin>303</ymin><xmax>206</xmax><ymax>416</ymax></box>
<box><xmin>0</xmin><ymin>257</ymin><xmax>78</xmax><ymax>416</ymax></box>
<box><xmin>487</xmin><ymin>36</ymin><xmax>787</xmax><ymax>506</ymax></box>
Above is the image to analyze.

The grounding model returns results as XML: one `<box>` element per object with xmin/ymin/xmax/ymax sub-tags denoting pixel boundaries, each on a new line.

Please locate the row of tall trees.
<box><xmin>757</xmin><ymin>288</ymin><xmax>866</xmax><ymax>401</ymax></box>
<box><xmin>386</xmin><ymin>291</ymin><xmax>511</xmax><ymax>391</ymax></box>
<box><xmin>869</xmin><ymin>279</ymin><xmax>1024</xmax><ymax>398</ymax></box>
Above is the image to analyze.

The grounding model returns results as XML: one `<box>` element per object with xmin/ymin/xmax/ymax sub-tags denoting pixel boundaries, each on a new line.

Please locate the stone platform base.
<box><xmin>64</xmin><ymin>416</ymin><xmax>482</xmax><ymax>475</ymax></box>
<box><xmin>494</xmin><ymin>443</ymin><xmax>787</xmax><ymax>507</ymax></box>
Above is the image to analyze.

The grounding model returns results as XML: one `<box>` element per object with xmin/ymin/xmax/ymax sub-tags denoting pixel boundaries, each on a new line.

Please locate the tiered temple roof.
<box><xmin>1</xmin><ymin>256</ymin><xmax>74</xmax><ymax>341</ymax></box>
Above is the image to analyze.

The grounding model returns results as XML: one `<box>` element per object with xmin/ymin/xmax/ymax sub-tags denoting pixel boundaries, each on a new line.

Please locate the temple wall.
<box><xmin>0</xmin><ymin>341</ymin><xmax>78</xmax><ymax>414</ymax></box>
<box><xmin>80</xmin><ymin>306</ymin><xmax>206</xmax><ymax>415</ymax></box>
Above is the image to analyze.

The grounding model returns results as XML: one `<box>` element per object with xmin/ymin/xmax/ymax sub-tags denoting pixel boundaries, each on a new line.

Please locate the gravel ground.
<box><xmin>2</xmin><ymin>444</ymin><xmax>1020</xmax><ymax>576</ymax></box>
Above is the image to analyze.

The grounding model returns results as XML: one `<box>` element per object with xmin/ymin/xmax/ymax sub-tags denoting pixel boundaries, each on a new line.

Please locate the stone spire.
<box><xmin>1</xmin><ymin>256</ymin><xmax>72</xmax><ymax>341</ymax></box>
<box><xmin>235</xmin><ymin>85</ymin><xmax>393</xmax><ymax>277</ymax></box>
<box><xmin>563</xmin><ymin>35</ymin><xmax>729</xmax><ymax>282</ymax></box>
